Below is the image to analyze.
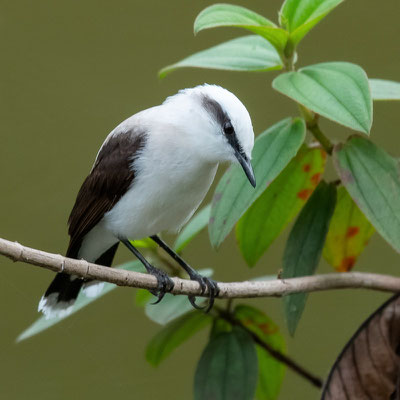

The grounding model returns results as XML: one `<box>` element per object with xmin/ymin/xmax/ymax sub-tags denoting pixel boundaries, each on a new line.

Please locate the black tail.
<box><xmin>38</xmin><ymin>243</ymin><xmax>119</xmax><ymax>318</ymax></box>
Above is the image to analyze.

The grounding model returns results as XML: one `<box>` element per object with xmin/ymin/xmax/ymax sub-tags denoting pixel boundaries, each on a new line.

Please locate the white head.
<box><xmin>163</xmin><ymin>84</ymin><xmax>256</xmax><ymax>187</ymax></box>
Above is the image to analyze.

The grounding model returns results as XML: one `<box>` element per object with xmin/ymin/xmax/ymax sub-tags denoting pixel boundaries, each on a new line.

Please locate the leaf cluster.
<box><xmin>160</xmin><ymin>0</ymin><xmax>400</xmax><ymax>339</ymax></box>
<box><xmin>156</xmin><ymin>0</ymin><xmax>400</xmax><ymax>397</ymax></box>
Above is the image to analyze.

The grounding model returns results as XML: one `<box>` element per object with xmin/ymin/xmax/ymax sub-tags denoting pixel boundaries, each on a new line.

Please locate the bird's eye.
<box><xmin>223</xmin><ymin>121</ymin><xmax>234</xmax><ymax>135</ymax></box>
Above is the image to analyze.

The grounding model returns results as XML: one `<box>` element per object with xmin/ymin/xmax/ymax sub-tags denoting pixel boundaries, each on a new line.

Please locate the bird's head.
<box><xmin>164</xmin><ymin>84</ymin><xmax>256</xmax><ymax>187</ymax></box>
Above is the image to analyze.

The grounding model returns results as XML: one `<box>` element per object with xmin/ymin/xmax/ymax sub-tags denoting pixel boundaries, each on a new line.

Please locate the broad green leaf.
<box><xmin>237</xmin><ymin>145</ymin><xmax>326</xmax><ymax>267</ymax></box>
<box><xmin>369</xmin><ymin>79</ymin><xmax>400</xmax><ymax>101</ymax></box>
<box><xmin>159</xmin><ymin>36</ymin><xmax>282</xmax><ymax>78</ymax></box>
<box><xmin>255</xmin><ymin>348</ymin><xmax>282</xmax><ymax>400</ymax></box>
<box><xmin>194</xmin><ymin>4</ymin><xmax>289</xmax><ymax>53</ymax></box>
<box><xmin>17</xmin><ymin>261</ymin><xmax>144</xmax><ymax>342</ymax></box>
<box><xmin>235</xmin><ymin>305</ymin><xmax>286</xmax><ymax>400</ymax></box>
<box><xmin>174</xmin><ymin>205</ymin><xmax>211</xmax><ymax>253</ymax></box>
<box><xmin>210</xmin><ymin>318</ymin><xmax>233</xmax><ymax>338</ymax></box>
<box><xmin>135</xmin><ymin>288</ymin><xmax>153</xmax><ymax>306</ymax></box>
<box><xmin>333</xmin><ymin>136</ymin><xmax>400</xmax><ymax>253</ymax></box>
<box><xmin>283</xmin><ymin>181</ymin><xmax>337</xmax><ymax>335</ymax></box>
<box><xmin>273</xmin><ymin>62</ymin><xmax>372</xmax><ymax>134</ymax></box>
<box><xmin>130</xmin><ymin>237</ymin><xmax>157</xmax><ymax>249</ymax></box>
<box><xmin>209</xmin><ymin>117</ymin><xmax>306</xmax><ymax>248</ymax></box>
<box><xmin>194</xmin><ymin>327</ymin><xmax>258</xmax><ymax>400</ymax></box>
<box><xmin>145</xmin><ymin>268</ymin><xmax>213</xmax><ymax>325</ymax></box>
<box><xmin>146</xmin><ymin>311</ymin><xmax>212</xmax><ymax>366</ymax></box>
<box><xmin>323</xmin><ymin>186</ymin><xmax>375</xmax><ymax>271</ymax></box>
<box><xmin>234</xmin><ymin>305</ymin><xmax>285</xmax><ymax>354</ymax></box>
<box><xmin>145</xmin><ymin>294</ymin><xmax>202</xmax><ymax>326</ymax></box>
<box><xmin>279</xmin><ymin>0</ymin><xmax>344</xmax><ymax>45</ymax></box>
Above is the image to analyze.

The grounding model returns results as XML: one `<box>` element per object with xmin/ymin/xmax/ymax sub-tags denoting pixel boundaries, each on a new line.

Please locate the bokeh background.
<box><xmin>1</xmin><ymin>0</ymin><xmax>400</xmax><ymax>399</ymax></box>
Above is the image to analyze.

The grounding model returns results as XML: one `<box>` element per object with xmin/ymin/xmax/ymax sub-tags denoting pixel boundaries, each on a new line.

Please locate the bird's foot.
<box><xmin>187</xmin><ymin>271</ymin><xmax>220</xmax><ymax>313</ymax></box>
<box><xmin>147</xmin><ymin>266</ymin><xmax>175</xmax><ymax>305</ymax></box>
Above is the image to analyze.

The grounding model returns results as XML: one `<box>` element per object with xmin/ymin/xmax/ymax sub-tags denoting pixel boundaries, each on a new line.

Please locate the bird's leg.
<box><xmin>121</xmin><ymin>239</ymin><xmax>174</xmax><ymax>304</ymax></box>
<box><xmin>150</xmin><ymin>235</ymin><xmax>219</xmax><ymax>312</ymax></box>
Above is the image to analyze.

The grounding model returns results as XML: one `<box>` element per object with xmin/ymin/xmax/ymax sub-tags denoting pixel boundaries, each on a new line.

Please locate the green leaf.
<box><xmin>210</xmin><ymin>318</ymin><xmax>233</xmax><ymax>338</ymax></box>
<box><xmin>283</xmin><ymin>181</ymin><xmax>337</xmax><ymax>335</ymax></box>
<box><xmin>333</xmin><ymin>136</ymin><xmax>400</xmax><ymax>253</ymax></box>
<box><xmin>323</xmin><ymin>186</ymin><xmax>375</xmax><ymax>271</ymax></box>
<box><xmin>146</xmin><ymin>311</ymin><xmax>212</xmax><ymax>366</ymax></box>
<box><xmin>234</xmin><ymin>305</ymin><xmax>285</xmax><ymax>353</ymax></box>
<box><xmin>237</xmin><ymin>145</ymin><xmax>327</xmax><ymax>267</ymax></box>
<box><xmin>174</xmin><ymin>205</ymin><xmax>211</xmax><ymax>253</ymax></box>
<box><xmin>194</xmin><ymin>327</ymin><xmax>258</xmax><ymax>400</ymax></box>
<box><xmin>145</xmin><ymin>268</ymin><xmax>213</xmax><ymax>325</ymax></box>
<box><xmin>279</xmin><ymin>0</ymin><xmax>344</xmax><ymax>45</ymax></box>
<box><xmin>209</xmin><ymin>117</ymin><xmax>306</xmax><ymax>248</ymax></box>
<box><xmin>255</xmin><ymin>348</ymin><xmax>283</xmax><ymax>400</ymax></box>
<box><xmin>273</xmin><ymin>62</ymin><xmax>373</xmax><ymax>134</ymax></box>
<box><xmin>135</xmin><ymin>288</ymin><xmax>153</xmax><ymax>306</ymax></box>
<box><xmin>130</xmin><ymin>237</ymin><xmax>157</xmax><ymax>249</ymax></box>
<box><xmin>159</xmin><ymin>35</ymin><xmax>282</xmax><ymax>78</ymax></box>
<box><xmin>369</xmin><ymin>78</ymin><xmax>400</xmax><ymax>100</ymax></box>
<box><xmin>234</xmin><ymin>305</ymin><xmax>286</xmax><ymax>400</ymax></box>
<box><xmin>17</xmin><ymin>261</ymin><xmax>144</xmax><ymax>342</ymax></box>
<box><xmin>194</xmin><ymin>4</ymin><xmax>289</xmax><ymax>53</ymax></box>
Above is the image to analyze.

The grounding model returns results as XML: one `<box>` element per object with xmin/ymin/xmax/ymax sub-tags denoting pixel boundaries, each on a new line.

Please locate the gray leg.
<box><xmin>121</xmin><ymin>239</ymin><xmax>174</xmax><ymax>304</ymax></box>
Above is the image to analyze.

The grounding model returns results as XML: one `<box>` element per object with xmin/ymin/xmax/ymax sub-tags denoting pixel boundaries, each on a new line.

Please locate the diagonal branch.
<box><xmin>1</xmin><ymin>237</ymin><xmax>400</xmax><ymax>298</ymax></box>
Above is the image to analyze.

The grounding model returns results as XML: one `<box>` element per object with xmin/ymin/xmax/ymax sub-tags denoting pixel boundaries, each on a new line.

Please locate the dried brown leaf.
<box><xmin>322</xmin><ymin>294</ymin><xmax>400</xmax><ymax>400</ymax></box>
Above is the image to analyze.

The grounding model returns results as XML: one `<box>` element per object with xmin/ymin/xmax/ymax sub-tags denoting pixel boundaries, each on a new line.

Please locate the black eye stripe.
<box><xmin>200</xmin><ymin>93</ymin><xmax>244</xmax><ymax>156</ymax></box>
<box><xmin>201</xmin><ymin>95</ymin><xmax>228</xmax><ymax>127</ymax></box>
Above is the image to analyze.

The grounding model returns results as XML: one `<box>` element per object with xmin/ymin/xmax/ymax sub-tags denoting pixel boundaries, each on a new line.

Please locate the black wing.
<box><xmin>66</xmin><ymin>130</ymin><xmax>146</xmax><ymax>258</ymax></box>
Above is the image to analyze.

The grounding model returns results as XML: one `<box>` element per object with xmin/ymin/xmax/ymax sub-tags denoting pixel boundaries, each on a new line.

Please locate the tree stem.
<box><xmin>298</xmin><ymin>104</ymin><xmax>333</xmax><ymax>154</ymax></box>
<box><xmin>307</xmin><ymin>123</ymin><xmax>334</xmax><ymax>155</ymax></box>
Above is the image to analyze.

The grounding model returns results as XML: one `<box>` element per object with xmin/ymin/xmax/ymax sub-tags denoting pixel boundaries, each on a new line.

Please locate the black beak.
<box><xmin>235</xmin><ymin>150</ymin><xmax>256</xmax><ymax>188</ymax></box>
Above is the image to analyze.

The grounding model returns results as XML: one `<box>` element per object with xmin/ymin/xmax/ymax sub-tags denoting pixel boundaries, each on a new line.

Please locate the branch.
<box><xmin>1</xmin><ymin>238</ymin><xmax>400</xmax><ymax>298</ymax></box>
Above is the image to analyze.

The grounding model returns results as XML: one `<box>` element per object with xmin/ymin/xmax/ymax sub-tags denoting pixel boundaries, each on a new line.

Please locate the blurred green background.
<box><xmin>1</xmin><ymin>0</ymin><xmax>400</xmax><ymax>399</ymax></box>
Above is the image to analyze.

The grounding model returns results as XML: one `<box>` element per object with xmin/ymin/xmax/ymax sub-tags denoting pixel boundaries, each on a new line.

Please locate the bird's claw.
<box><xmin>149</xmin><ymin>269</ymin><xmax>174</xmax><ymax>305</ymax></box>
<box><xmin>188</xmin><ymin>273</ymin><xmax>219</xmax><ymax>313</ymax></box>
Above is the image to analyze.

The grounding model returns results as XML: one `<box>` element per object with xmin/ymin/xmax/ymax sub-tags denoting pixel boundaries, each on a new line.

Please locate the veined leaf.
<box><xmin>17</xmin><ymin>260</ymin><xmax>144</xmax><ymax>342</ymax></box>
<box><xmin>174</xmin><ymin>205</ymin><xmax>211</xmax><ymax>253</ymax></box>
<box><xmin>194</xmin><ymin>4</ymin><xmax>289</xmax><ymax>53</ymax></box>
<box><xmin>145</xmin><ymin>269</ymin><xmax>213</xmax><ymax>325</ymax></box>
<box><xmin>237</xmin><ymin>145</ymin><xmax>326</xmax><ymax>267</ymax></box>
<box><xmin>279</xmin><ymin>0</ymin><xmax>344</xmax><ymax>45</ymax></box>
<box><xmin>333</xmin><ymin>136</ymin><xmax>400</xmax><ymax>253</ymax></box>
<box><xmin>283</xmin><ymin>181</ymin><xmax>337</xmax><ymax>335</ymax></box>
<box><xmin>209</xmin><ymin>117</ymin><xmax>306</xmax><ymax>248</ymax></box>
<box><xmin>194</xmin><ymin>327</ymin><xmax>258</xmax><ymax>400</ymax></box>
<box><xmin>273</xmin><ymin>62</ymin><xmax>372</xmax><ymax>134</ymax></box>
<box><xmin>146</xmin><ymin>311</ymin><xmax>212</xmax><ymax>366</ymax></box>
<box><xmin>322</xmin><ymin>294</ymin><xmax>400</xmax><ymax>399</ymax></box>
<box><xmin>323</xmin><ymin>186</ymin><xmax>375</xmax><ymax>271</ymax></box>
<box><xmin>369</xmin><ymin>78</ymin><xmax>400</xmax><ymax>101</ymax></box>
<box><xmin>235</xmin><ymin>305</ymin><xmax>286</xmax><ymax>400</ymax></box>
<box><xmin>159</xmin><ymin>35</ymin><xmax>282</xmax><ymax>78</ymax></box>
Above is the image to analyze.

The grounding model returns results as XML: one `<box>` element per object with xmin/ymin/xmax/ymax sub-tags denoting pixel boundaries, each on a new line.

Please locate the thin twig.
<box><xmin>1</xmin><ymin>238</ymin><xmax>400</xmax><ymax>299</ymax></box>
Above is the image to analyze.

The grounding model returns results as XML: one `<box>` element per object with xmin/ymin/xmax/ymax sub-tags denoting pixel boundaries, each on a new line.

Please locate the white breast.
<box><xmin>103</xmin><ymin>121</ymin><xmax>218</xmax><ymax>239</ymax></box>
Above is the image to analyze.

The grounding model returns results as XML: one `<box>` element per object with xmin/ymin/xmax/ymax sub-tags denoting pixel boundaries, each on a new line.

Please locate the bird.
<box><xmin>38</xmin><ymin>84</ymin><xmax>256</xmax><ymax>319</ymax></box>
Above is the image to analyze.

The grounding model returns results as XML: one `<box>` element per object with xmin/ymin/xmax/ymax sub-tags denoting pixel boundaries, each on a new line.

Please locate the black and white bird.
<box><xmin>39</xmin><ymin>84</ymin><xmax>256</xmax><ymax>318</ymax></box>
